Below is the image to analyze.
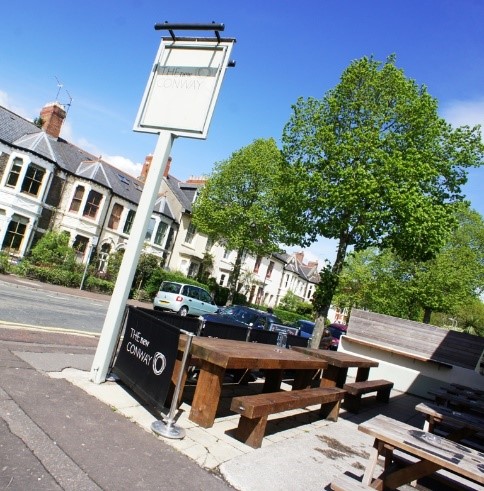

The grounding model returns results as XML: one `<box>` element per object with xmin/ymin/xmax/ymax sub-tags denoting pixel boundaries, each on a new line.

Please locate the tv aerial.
<box><xmin>54</xmin><ymin>76</ymin><xmax>73</xmax><ymax>115</ymax></box>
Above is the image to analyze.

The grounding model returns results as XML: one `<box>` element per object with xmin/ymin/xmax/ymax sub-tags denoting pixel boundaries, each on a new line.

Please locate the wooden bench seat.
<box><xmin>331</xmin><ymin>474</ymin><xmax>373</xmax><ymax>490</ymax></box>
<box><xmin>230</xmin><ymin>387</ymin><xmax>346</xmax><ymax>448</ymax></box>
<box><xmin>342</xmin><ymin>379</ymin><xmax>393</xmax><ymax>413</ymax></box>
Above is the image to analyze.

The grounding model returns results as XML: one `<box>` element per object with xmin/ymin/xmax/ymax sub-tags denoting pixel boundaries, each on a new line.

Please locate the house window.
<box><xmin>154</xmin><ymin>221</ymin><xmax>168</xmax><ymax>245</ymax></box>
<box><xmin>123</xmin><ymin>209</ymin><xmax>135</xmax><ymax>234</ymax></box>
<box><xmin>73</xmin><ymin>235</ymin><xmax>89</xmax><ymax>261</ymax></box>
<box><xmin>185</xmin><ymin>222</ymin><xmax>196</xmax><ymax>244</ymax></box>
<box><xmin>108</xmin><ymin>203</ymin><xmax>123</xmax><ymax>230</ymax></box>
<box><xmin>254</xmin><ymin>256</ymin><xmax>261</xmax><ymax>273</ymax></box>
<box><xmin>223</xmin><ymin>248</ymin><xmax>231</xmax><ymax>260</ymax></box>
<box><xmin>205</xmin><ymin>237</ymin><xmax>214</xmax><ymax>251</ymax></box>
<box><xmin>187</xmin><ymin>261</ymin><xmax>199</xmax><ymax>278</ymax></box>
<box><xmin>220</xmin><ymin>274</ymin><xmax>226</xmax><ymax>286</ymax></box>
<box><xmin>69</xmin><ymin>185</ymin><xmax>85</xmax><ymax>212</ymax></box>
<box><xmin>145</xmin><ymin>218</ymin><xmax>156</xmax><ymax>241</ymax></box>
<box><xmin>266</xmin><ymin>261</ymin><xmax>274</xmax><ymax>279</ymax></box>
<box><xmin>6</xmin><ymin>157</ymin><xmax>23</xmax><ymax>188</ymax></box>
<box><xmin>83</xmin><ymin>190</ymin><xmax>103</xmax><ymax>219</ymax></box>
<box><xmin>21</xmin><ymin>165</ymin><xmax>45</xmax><ymax>196</ymax></box>
<box><xmin>2</xmin><ymin>216</ymin><xmax>28</xmax><ymax>251</ymax></box>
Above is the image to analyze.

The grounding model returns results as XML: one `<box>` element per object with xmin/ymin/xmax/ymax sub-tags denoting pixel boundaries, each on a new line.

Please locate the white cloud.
<box><xmin>103</xmin><ymin>155</ymin><xmax>143</xmax><ymax>178</ymax></box>
<box><xmin>0</xmin><ymin>90</ymin><xmax>33</xmax><ymax>120</ymax></box>
<box><xmin>441</xmin><ymin>97</ymin><xmax>484</xmax><ymax>128</ymax></box>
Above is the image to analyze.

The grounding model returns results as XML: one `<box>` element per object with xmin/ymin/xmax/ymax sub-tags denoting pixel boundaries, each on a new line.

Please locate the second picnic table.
<box><xmin>291</xmin><ymin>347</ymin><xmax>379</xmax><ymax>388</ymax></box>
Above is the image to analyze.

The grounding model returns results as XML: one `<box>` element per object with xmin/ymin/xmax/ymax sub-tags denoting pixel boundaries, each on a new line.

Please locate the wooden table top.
<box><xmin>180</xmin><ymin>336</ymin><xmax>328</xmax><ymax>370</ymax></box>
<box><xmin>359</xmin><ymin>414</ymin><xmax>484</xmax><ymax>484</ymax></box>
<box><xmin>291</xmin><ymin>347</ymin><xmax>379</xmax><ymax>368</ymax></box>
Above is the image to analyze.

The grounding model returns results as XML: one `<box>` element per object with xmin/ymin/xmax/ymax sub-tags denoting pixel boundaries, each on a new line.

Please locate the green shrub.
<box><xmin>85</xmin><ymin>276</ymin><xmax>114</xmax><ymax>294</ymax></box>
<box><xmin>29</xmin><ymin>230</ymin><xmax>77</xmax><ymax>268</ymax></box>
<box><xmin>0</xmin><ymin>252</ymin><xmax>10</xmax><ymax>274</ymax></box>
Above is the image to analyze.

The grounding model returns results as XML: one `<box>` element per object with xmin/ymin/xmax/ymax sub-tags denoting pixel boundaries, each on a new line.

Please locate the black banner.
<box><xmin>112</xmin><ymin>306</ymin><xmax>180</xmax><ymax>411</ymax></box>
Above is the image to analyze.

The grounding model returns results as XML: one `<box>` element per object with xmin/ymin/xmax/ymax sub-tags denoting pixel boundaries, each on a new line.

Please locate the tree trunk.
<box><xmin>226</xmin><ymin>248</ymin><xmax>244</xmax><ymax>306</ymax></box>
<box><xmin>422</xmin><ymin>307</ymin><xmax>432</xmax><ymax>324</ymax></box>
<box><xmin>309</xmin><ymin>238</ymin><xmax>348</xmax><ymax>348</ymax></box>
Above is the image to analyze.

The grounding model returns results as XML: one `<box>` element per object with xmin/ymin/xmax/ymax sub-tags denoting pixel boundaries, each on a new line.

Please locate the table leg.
<box><xmin>292</xmin><ymin>369</ymin><xmax>315</xmax><ymax>390</ymax></box>
<box><xmin>355</xmin><ymin>367</ymin><xmax>370</xmax><ymax>382</ymax></box>
<box><xmin>263</xmin><ymin>369</ymin><xmax>283</xmax><ymax>392</ymax></box>
<box><xmin>189</xmin><ymin>361</ymin><xmax>225</xmax><ymax>428</ymax></box>
<box><xmin>320</xmin><ymin>365</ymin><xmax>347</xmax><ymax>388</ymax></box>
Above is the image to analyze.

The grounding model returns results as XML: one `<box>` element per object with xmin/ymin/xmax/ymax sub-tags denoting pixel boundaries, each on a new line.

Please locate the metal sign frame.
<box><xmin>134</xmin><ymin>37</ymin><xmax>235</xmax><ymax>139</ymax></box>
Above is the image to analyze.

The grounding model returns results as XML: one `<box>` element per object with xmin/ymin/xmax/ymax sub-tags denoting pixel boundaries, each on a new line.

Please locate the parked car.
<box><xmin>292</xmin><ymin>320</ymin><xmax>345</xmax><ymax>350</ymax></box>
<box><xmin>292</xmin><ymin>320</ymin><xmax>316</xmax><ymax>339</ymax></box>
<box><xmin>328</xmin><ymin>323</ymin><xmax>348</xmax><ymax>350</ymax></box>
<box><xmin>202</xmin><ymin>305</ymin><xmax>284</xmax><ymax>330</ymax></box>
<box><xmin>153</xmin><ymin>281</ymin><xmax>218</xmax><ymax>317</ymax></box>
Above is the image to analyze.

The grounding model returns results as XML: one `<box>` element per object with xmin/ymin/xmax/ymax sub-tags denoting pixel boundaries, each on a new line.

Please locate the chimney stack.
<box><xmin>139</xmin><ymin>155</ymin><xmax>172</xmax><ymax>182</ymax></box>
<box><xmin>40</xmin><ymin>102</ymin><xmax>66</xmax><ymax>138</ymax></box>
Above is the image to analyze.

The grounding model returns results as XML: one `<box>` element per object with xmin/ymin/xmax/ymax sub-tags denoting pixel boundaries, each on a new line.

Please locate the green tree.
<box><xmin>335</xmin><ymin>206</ymin><xmax>484</xmax><ymax>327</ymax></box>
<box><xmin>280</xmin><ymin>55</ymin><xmax>484</xmax><ymax>347</ymax></box>
<box><xmin>411</xmin><ymin>206</ymin><xmax>484</xmax><ymax>323</ymax></box>
<box><xmin>192</xmin><ymin>138</ymin><xmax>286</xmax><ymax>304</ymax></box>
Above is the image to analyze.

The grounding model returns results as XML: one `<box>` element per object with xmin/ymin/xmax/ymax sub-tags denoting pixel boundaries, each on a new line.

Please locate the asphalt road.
<box><xmin>0</xmin><ymin>276</ymin><xmax>109</xmax><ymax>333</ymax></box>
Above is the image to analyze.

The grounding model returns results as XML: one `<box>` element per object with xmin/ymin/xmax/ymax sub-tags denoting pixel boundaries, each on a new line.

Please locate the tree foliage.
<box><xmin>192</xmin><ymin>138</ymin><xmax>286</xmax><ymax>303</ymax></box>
<box><xmin>280</xmin><ymin>55</ymin><xmax>484</xmax><ymax>346</ymax></box>
<box><xmin>334</xmin><ymin>206</ymin><xmax>484</xmax><ymax>330</ymax></box>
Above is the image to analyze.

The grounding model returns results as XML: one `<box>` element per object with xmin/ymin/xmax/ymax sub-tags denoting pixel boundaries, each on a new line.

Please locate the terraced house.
<box><xmin>0</xmin><ymin>101</ymin><xmax>319</xmax><ymax>308</ymax></box>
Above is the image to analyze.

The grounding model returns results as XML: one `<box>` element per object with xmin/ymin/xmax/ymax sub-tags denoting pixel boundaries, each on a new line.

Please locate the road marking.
<box><xmin>0</xmin><ymin>321</ymin><xmax>99</xmax><ymax>338</ymax></box>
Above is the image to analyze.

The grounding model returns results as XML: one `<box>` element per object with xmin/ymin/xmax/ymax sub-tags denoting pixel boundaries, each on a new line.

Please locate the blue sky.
<box><xmin>1</xmin><ymin>1</ymin><xmax>483</xmax><ymax>264</ymax></box>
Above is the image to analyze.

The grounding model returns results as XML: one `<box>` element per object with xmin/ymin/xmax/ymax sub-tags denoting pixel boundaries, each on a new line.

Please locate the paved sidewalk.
<box><xmin>1</xmin><ymin>274</ymin><xmax>481</xmax><ymax>490</ymax></box>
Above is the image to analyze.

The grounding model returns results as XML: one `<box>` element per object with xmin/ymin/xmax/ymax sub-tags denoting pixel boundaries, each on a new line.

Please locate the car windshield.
<box><xmin>217</xmin><ymin>306</ymin><xmax>259</xmax><ymax>325</ymax></box>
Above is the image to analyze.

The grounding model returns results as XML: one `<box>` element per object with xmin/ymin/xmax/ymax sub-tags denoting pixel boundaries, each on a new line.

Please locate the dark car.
<box><xmin>328</xmin><ymin>323</ymin><xmax>348</xmax><ymax>350</ymax></box>
<box><xmin>292</xmin><ymin>320</ymin><xmax>315</xmax><ymax>339</ymax></box>
<box><xmin>202</xmin><ymin>305</ymin><xmax>284</xmax><ymax>330</ymax></box>
<box><xmin>292</xmin><ymin>320</ymin><xmax>346</xmax><ymax>350</ymax></box>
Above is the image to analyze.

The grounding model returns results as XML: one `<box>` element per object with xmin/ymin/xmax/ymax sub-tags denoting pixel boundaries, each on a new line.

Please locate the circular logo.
<box><xmin>152</xmin><ymin>352</ymin><xmax>167</xmax><ymax>375</ymax></box>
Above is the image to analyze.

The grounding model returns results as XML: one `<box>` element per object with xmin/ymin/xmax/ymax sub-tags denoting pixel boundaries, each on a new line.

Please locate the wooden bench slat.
<box><xmin>230</xmin><ymin>387</ymin><xmax>346</xmax><ymax>448</ymax></box>
<box><xmin>231</xmin><ymin>387</ymin><xmax>345</xmax><ymax>418</ymax></box>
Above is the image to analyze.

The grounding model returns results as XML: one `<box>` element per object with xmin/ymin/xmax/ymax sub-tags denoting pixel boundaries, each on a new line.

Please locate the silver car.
<box><xmin>153</xmin><ymin>281</ymin><xmax>218</xmax><ymax>317</ymax></box>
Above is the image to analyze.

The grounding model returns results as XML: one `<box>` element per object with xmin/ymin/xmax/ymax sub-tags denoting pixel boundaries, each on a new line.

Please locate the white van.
<box><xmin>153</xmin><ymin>281</ymin><xmax>218</xmax><ymax>317</ymax></box>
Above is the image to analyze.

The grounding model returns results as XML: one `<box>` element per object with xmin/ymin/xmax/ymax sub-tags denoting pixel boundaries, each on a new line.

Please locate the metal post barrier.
<box><xmin>151</xmin><ymin>332</ymin><xmax>195</xmax><ymax>439</ymax></box>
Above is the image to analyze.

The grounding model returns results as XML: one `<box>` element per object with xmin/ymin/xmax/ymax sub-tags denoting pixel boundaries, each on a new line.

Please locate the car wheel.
<box><xmin>178</xmin><ymin>306</ymin><xmax>188</xmax><ymax>316</ymax></box>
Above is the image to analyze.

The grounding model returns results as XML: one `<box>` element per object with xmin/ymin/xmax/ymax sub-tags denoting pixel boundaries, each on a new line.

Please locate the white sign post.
<box><xmin>90</xmin><ymin>25</ymin><xmax>235</xmax><ymax>384</ymax></box>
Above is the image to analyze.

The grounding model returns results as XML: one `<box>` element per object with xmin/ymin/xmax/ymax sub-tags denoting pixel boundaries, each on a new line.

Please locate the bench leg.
<box><xmin>319</xmin><ymin>399</ymin><xmax>341</xmax><ymax>421</ymax></box>
<box><xmin>235</xmin><ymin>415</ymin><xmax>268</xmax><ymax>449</ymax></box>
<box><xmin>343</xmin><ymin>394</ymin><xmax>361</xmax><ymax>413</ymax></box>
<box><xmin>376</xmin><ymin>387</ymin><xmax>391</xmax><ymax>403</ymax></box>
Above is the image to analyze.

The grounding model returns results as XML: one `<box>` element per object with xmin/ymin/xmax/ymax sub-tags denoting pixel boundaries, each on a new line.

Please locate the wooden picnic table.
<box><xmin>358</xmin><ymin>414</ymin><xmax>484</xmax><ymax>488</ymax></box>
<box><xmin>179</xmin><ymin>336</ymin><xmax>328</xmax><ymax>428</ymax></box>
<box><xmin>291</xmin><ymin>347</ymin><xmax>379</xmax><ymax>388</ymax></box>
<box><xmin>416</xmin><ymin>401</ymin><xmax>484</xmax><ymax>445</ymax></box>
